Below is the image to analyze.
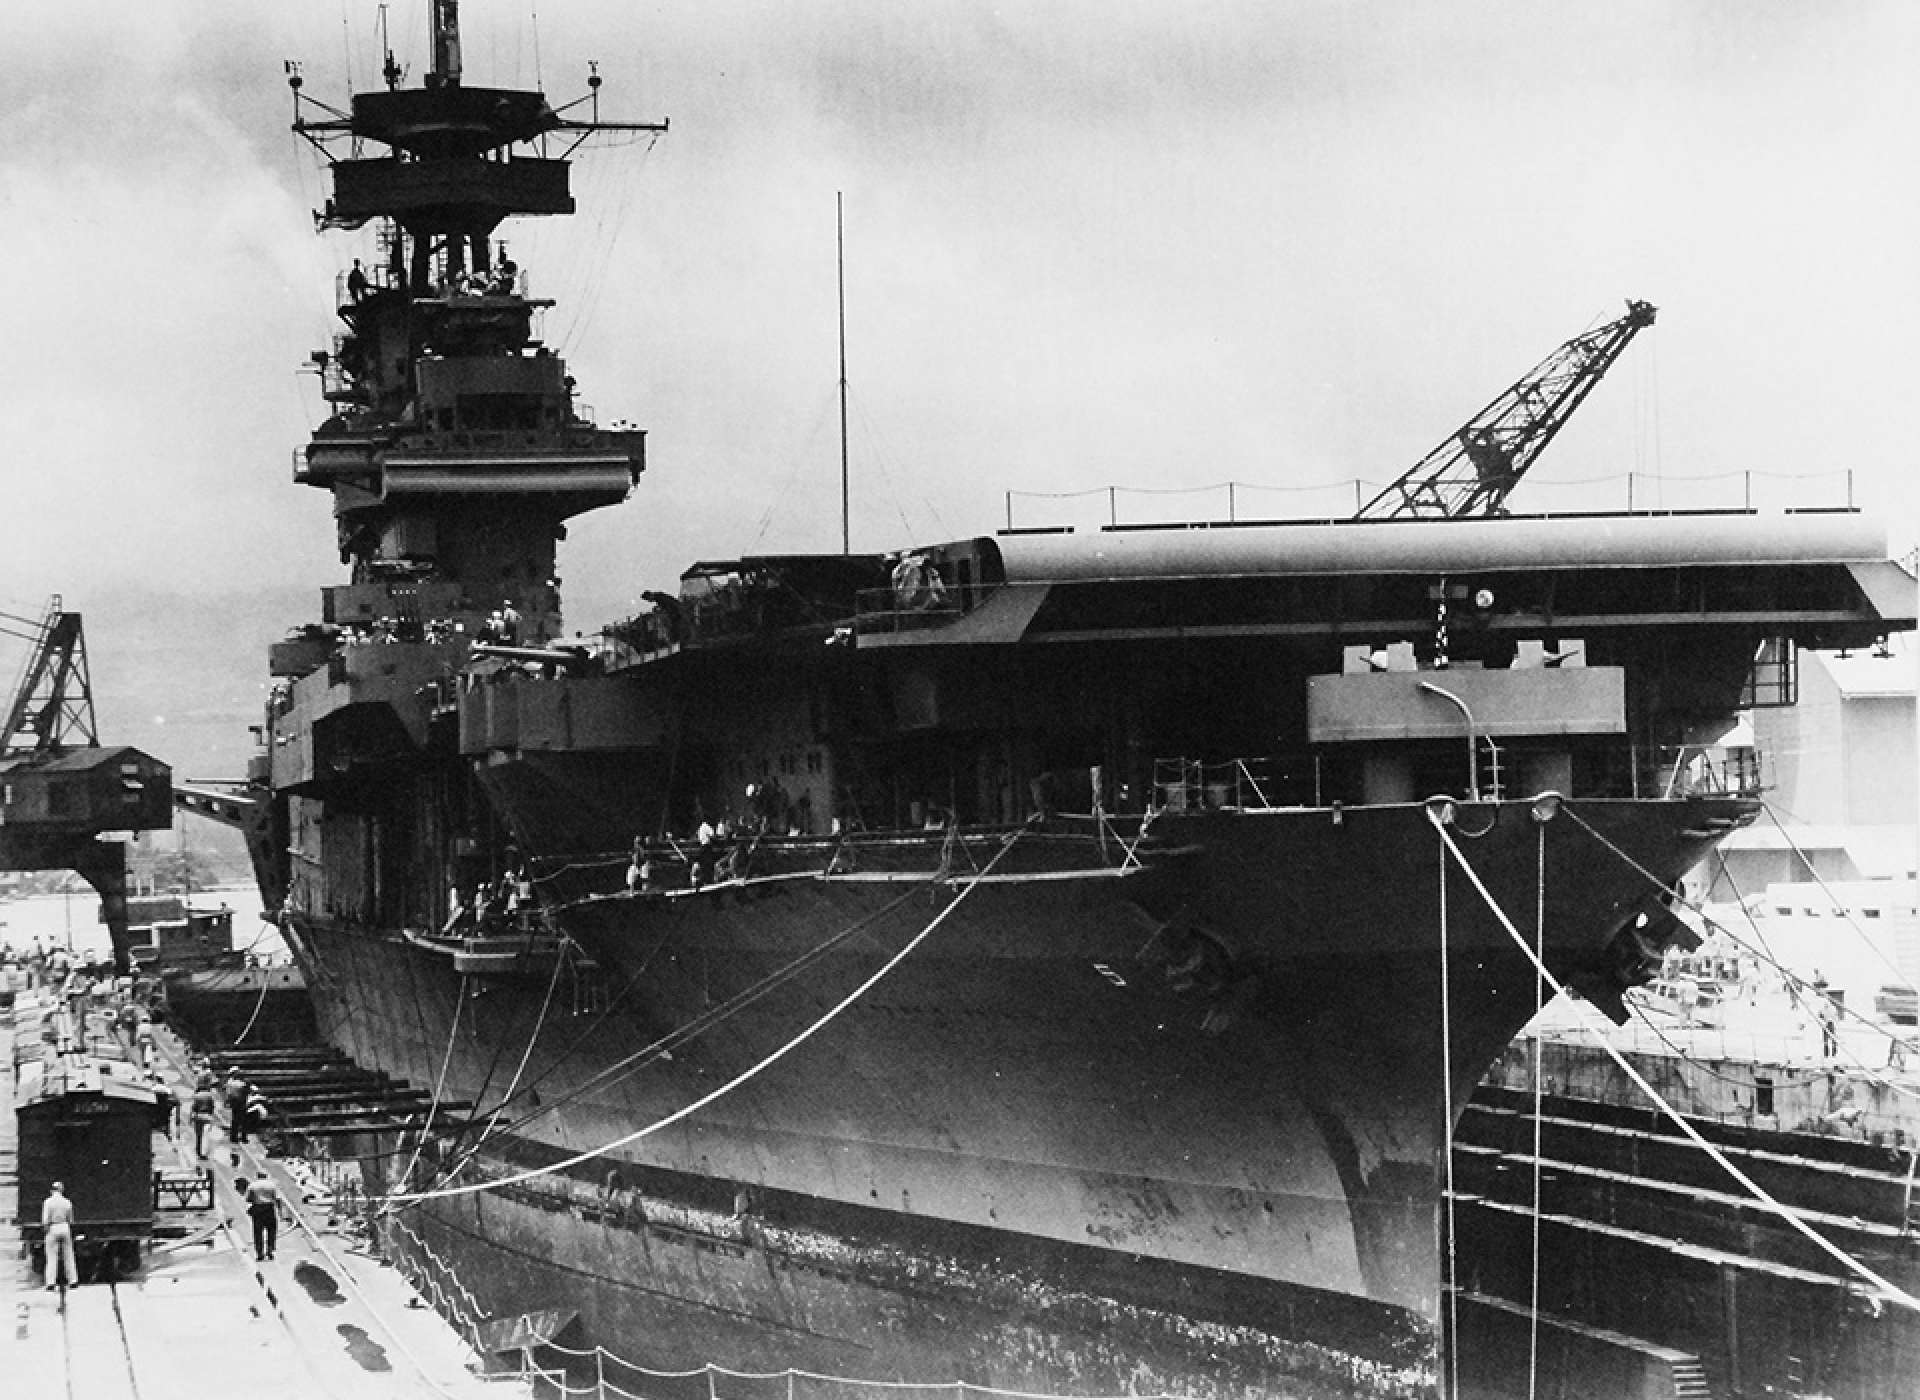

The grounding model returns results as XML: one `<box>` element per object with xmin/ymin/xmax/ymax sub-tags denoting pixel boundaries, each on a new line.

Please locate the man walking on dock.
<box><xmin>243</xmin><ymin>1174</ymin><xmax>289</xmax><ymax>1262</ymax></box>
<box><xmin>225</xmin><ymin>1071</ymin><xmax>250</xmax><ymax>1143</ymax></box>
<box><xmin>190</xmin><ymin>1074</ymin><xmax>216</xmax><ymax>1157</ymax></box>
<box><xmin>41</xmin><ymin>1181</ymin><xmax>77</xmax><ymax>1292</ymax></box>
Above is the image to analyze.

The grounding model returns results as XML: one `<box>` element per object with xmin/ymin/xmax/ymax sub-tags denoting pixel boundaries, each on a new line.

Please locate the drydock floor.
<box><xmin>0</xmin><ymin>1006</ymin><xmax>526</xmax><ymax>1400</ymax></box>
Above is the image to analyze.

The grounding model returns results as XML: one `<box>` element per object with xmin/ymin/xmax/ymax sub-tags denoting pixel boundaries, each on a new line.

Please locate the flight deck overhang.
<box><xmin>1844</xmin><ymin>561</ymin><xmax>1919</xmax><ymax>627</ymax></box>
<box><xmin>991</xmin><ymin>510</ymin><xmax>1893</xmax><ymax>584</ymax></box>
<box><xmin>861</xmin><ymin>510</ymin><xmax>1908</xmax><ymax>651</ymax></box>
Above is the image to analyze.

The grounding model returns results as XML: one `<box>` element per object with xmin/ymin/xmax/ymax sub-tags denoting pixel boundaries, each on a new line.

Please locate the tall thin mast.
<box><xmin>432</xmin><ymin>0</ymin><xmax>463</xmax><ymax>86</ymax></box>
<box><xmin>837</xmin><ymin>192</ymin><xmax>849</xmax><ymax>556</ymax></box>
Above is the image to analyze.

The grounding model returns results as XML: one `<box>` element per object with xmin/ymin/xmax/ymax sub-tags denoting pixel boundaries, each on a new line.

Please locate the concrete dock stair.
<box><xmin>1668</xmin><ymin>1356</ymin><xmax>1714</xmax><ymax>1399</ymax></box>
<box><xmin>205</xmin><ymin>1043</ymin><xmax>469</xmax><ymax>1136</ymax></box>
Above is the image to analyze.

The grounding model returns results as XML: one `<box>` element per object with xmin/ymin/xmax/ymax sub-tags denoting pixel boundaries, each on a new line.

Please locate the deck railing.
<box><xmin>1655</xmin><ymin>744</ymin><xmax>1764</xmax><ymax>800</ymax></box>
<box><xmin>1150</xmin><ymin>756</ymin><xmax>1319</xmax><ymax>812</ymax></box>
<box><xmin>853</xmin><ymin>585</ymin><xmax>969</xmax><ymax>634</ymax></box>
<box><xmin>1145</xmin><ymin>742</ymin><xmax>1767</xmax><ymax>812</ymax></box>
<box><xmin>1003</xmin><ymin>470</ymin><xmax>1859</xmax><ymax>533</ymax></box>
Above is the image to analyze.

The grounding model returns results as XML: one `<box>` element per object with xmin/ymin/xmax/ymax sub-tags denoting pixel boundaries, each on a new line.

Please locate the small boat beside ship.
<box><xmin>125</xmin><ymin>893</ymin><xmax>314</xmax><ymax>1048</ymax></box>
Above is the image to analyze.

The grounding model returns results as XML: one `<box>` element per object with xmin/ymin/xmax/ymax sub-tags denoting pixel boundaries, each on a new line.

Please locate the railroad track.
<box><xmin>20</xmin><ymin>1281</ymin><xmax>143</xmax><ymax>1400</ymax></box>
<box><xmin>7</xmin><ymin>1016</ymin><xmax>514</xmax><ymax>1400</ymax></box>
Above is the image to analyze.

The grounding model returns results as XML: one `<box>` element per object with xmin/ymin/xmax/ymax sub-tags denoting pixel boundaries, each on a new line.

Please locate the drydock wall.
<box><xmin>1454</xmin><ymin>1077</ymin><xmax>1920</xmax><ymax>1399</ymax></box>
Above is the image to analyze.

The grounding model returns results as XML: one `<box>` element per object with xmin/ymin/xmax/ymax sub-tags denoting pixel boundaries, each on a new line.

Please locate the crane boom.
<box><xmin>1355</xmin><ymin>299</ymin><xmax>1657</xmax><ymax>520</ymax></box>
<box><xmin>0</xmin><ymin>597</ymin><xmax>171</xmax><ymax>974</ymax></box>
<box><xmin>0</xmin><ymin>597</ymin><xmax>98</xmax><ymax>757</ymax></box>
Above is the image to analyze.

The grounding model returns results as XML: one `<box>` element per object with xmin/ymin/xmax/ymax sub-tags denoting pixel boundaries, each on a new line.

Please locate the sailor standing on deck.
<box><xmin>1817</xmin><ymin>994</ymin><xmax>1840</xmax><ymax>1060</ymax></box>
<box><xmin>41</xmin><ymin>1182</ymin><xmax>76</xmax><ymax>1291</ymax></box>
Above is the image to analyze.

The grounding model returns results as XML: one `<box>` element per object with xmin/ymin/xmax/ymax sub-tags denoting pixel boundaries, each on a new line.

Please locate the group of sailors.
<box><xmin>890</xmin><ymin>551</ymin><xmax>949</xmax><ymax>612</ymax></box>
<box><xmin>477</xmin><ymin>600</ymin><xmax>523</xmax><ymax>645</ymax></box>
<box><xmin>441</xmin><ymin>260</ymin><xmax>520</xmax><ymax>298</ymax></box>
<box><xmin>623</xmin><ymin>780</ymin><xmax>814</xmax><ymax>894</ymax></box>
<box><xmin>4</xmin><ymin>958</ymin><xmax>230</xmax><ymax>1144</ymax></box>
<box><xmin>343</xmin><ymin>605</ymin><xmax>517</xmax><ymax>648</ymax></box>
<box><xmin>291</xmin><ymin>600</ymin><xmax>529</xmax><ymax>654</ymax></box>
<box><xmin>345</xmin><ymin>256</ymin><xmax>520</xmax><ymax>301</ymax></box>
<box><xmin>443</xmin><ymin>865</ymin><xmax>537</xmax><ymax>938</ymax></box>
<box><xmin>2</xmin><ymin>938</ymin><xmax>75</xmax><ymax>994</ymax></box>
<box><xmin>4</xmin><ymin>952</ymin><xmax>137</xmax><ymax>1052</ymax></box>
<box><xmin>627</xmin><ymin>822</ymin><xmax>747</xmax><ymax>893</ymax></box>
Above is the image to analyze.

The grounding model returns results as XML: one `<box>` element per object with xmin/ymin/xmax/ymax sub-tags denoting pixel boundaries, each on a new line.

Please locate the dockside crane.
<box><xmin>1355</xmin><ymin>299</ymin><xmax>1657</xmax><ymax>520</ymax></box>
<box><xmin>0</xmin><ymin>598</ymin><xmax>172</xmax><ymax>972</ymax></box>
<box><xmin>1</xmin><ymin>599</ymin><xmax>100</xmax><ymax>756</ymax></box>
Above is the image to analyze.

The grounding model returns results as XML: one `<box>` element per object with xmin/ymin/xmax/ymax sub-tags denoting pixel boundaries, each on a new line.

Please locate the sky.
<box><xmin>1</xmin><ymin>0</ymin><xmax>1916</xmax><ymax>773</ymax></box>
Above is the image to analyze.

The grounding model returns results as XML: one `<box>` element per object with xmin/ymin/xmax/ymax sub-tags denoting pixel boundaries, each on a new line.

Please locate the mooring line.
<box><xmin>1430</xmin><ymin>805</ymin><xmax>1920</xmax><ymax>1315</ymax></box>
<box><xmin>383</xmin><ymin>822</ymin><xmax>1033</xmax><ymax>1208</ymax></box>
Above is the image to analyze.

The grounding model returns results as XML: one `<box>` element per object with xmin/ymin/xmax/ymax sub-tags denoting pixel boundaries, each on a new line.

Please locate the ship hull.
<box><xmin>290</xmin><ymin>795</ymin><xmax>1735</xmax><ymax>1397</ymax></box>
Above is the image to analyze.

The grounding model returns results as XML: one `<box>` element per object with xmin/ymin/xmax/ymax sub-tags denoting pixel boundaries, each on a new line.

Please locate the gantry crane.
<box><xmin>1</xmin><ymin>598</ymin><xmax>100</xmax><ymax>756</ymax></box>
<box><xmin>0</xmin><ymin>598</ymin><xmax>172</xmax><ymax>972</ymax></box>
<box><xmin>1355</xmin><ymin>299</ymin><xmax>1657</xmax><ymax>520</ymax></box>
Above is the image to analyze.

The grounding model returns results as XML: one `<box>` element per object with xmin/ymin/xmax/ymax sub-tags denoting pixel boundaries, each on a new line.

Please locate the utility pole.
<box><xmin>837</xmin><ymin>192</ymin><xmax>850</xmax><ymax>556</ymax></box>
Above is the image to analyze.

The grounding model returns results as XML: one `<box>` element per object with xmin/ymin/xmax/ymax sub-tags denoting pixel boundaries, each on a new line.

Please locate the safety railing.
<box><xmin>523</xmin><ymin>1354</ymin><xmax>1183</xmax><ymax>1400</ymax></box>
<box><xmin>1151</xmin><ymin>756</ymin><xmax>1319</xmax><ymax>812</ymax></box>
<box><xmin>333</xmin><ymin>263</ymin><xmax>531</xmax><ymax>304</ymax></box>
<box><xmin>153</xmin><ymin>1168</ymin><xmax>214</xmax><ymax>1212</ymax></box>
<box><xmin>1657</xmin><ymin>744</ymin><xmax>1764</xmax><ymax>800</ymax></box>
<box><xmin>1003</xmin><ymin>469</ymin><xmax>1859</xmax><ymax>533</ymax></box>
<box><xmin>378</xmin><ymin>1207</ymin><xmax>488</xmax><ymax>1346</ymax></box>
<box><xmin>1142</xmin><ymin>742</ymin><xmax>1770</xmax><ymax>811</ymax></box>
<box><xmin>853</xmin><ymin>585</ymin><xmax>970</xmax><ymax>635</ymax></box>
